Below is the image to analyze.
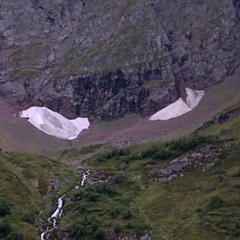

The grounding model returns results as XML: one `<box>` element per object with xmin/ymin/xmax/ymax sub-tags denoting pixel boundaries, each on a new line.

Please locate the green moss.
<box><xmin>9</xmin><ymin>42</ymin><xmax>51</xmax><ymax>65</ymax></box>
<box><xmin>140</xmin><ymin>79</ymin><xmax>172</xmax><ymax>89</ymax></box>
<box><xmin>0</xmin><ymin>151</ymin><xmax>78</xmax><ymax>239</ymax></box>
<box><xmin>9</xmin><ymin>69</ymin><xmax>40</xmax><ymax>82</ymax></box>
<box><xmin>54</xmin><ymin>17</ymin><xmax>156</xmax><ymax>77</ymax></box>
<box><xmin>1</xmin><ymin>78</ymin><xmax>240</xmax><ymax>239</ymax></box>
<box><xmin>56</xmin><ymin>106</ymin><xmax>240</xmax><ymax>239</ymax></box>
<box><xmin>70</xmin><ymin>44</ymin><xmax>105</xmax><ymax>72</ymax></box>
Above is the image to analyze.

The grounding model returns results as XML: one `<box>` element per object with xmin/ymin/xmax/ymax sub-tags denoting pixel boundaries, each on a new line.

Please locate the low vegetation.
<box><xmin>55</xmin><ymin>103</ymin><xmax>240</xmax><ymax>239</ymax></box>
<box><xmin>0</xmin><ymin>151</ymin><xmax>78</xmax><ymax>240</ymax></box>
<box><xmin>57</xmin><ymin>145</ymin><xmax>239</xmax><ymax>240</ymax></box>
<box><xmin>141</xmin><ymin>134</ymin><xmax>219</xmax><ymax>160</ymax></box>
<box><xmin>1</xmin><ymin>103</ymin><xmax>240</xmax><ymax>239</ymax></box>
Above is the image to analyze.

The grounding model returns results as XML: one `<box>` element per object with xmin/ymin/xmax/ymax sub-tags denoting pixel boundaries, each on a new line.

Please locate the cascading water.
<box><xmin>81</xmin><ymin>170</ymin><xmax>90</xmax><ymax>186</ymax></box>
<box><xmin>40</xmin><ymin>170</ymin><xmax>90</xmax><ymax>239</ymax></box>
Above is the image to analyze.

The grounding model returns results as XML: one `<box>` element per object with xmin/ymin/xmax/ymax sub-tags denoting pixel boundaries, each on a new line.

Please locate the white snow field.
<box><xmin>20</xmin><ymin>106</ymin><xmax>90</xmax><ymax>140</ymax></box>
<box><xmin>150</xmin><ymin>88</ymin><xmax>205</xmax><ymax>121</ymax></box>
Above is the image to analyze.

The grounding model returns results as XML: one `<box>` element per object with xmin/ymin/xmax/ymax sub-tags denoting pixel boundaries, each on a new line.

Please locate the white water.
<box><xmin>20</xmin><ymin>106</ymin><xmax>90</xmax><ymax>140</ymax></box>
<box><xmin>40</xmin><ymin>227</ymin><xmax>52</xmax><ymax>240</ymax></box>
<box><xmin>40</xmin><ymin>170</ymin><xmax>90</xmax><ymax>239</ymax></box>
<box><xmin>81</xmin><ymin>170</ymin><xmax>90</xmax><ymax>186</ymax></box>
<box><xmin>150</xmin><ymin>88</ymin><xmax>205</xmax><ymax>121</ymax></box>
<box><xmin>41</xmin><ymin>195</ymin><xmax>65</xmax><ymax>240</ymax></box>
<box><xmin>49</xmin><ymin>195</ymin><xmax>65</xmax><ymax>220</ymax></box>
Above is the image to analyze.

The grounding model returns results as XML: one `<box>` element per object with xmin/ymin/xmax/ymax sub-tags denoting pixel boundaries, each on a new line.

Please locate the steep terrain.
<box><xmin>0</xmin><ymin>0</ymin><xmax>240</xmax><ymax>119</ymax></box>
<box><xmin>1</xmin><ymin>100</ymin><xmax>240</xmax><ymax>240</ymax></box>
<box><xmin>44</xmin><ymin>100</ymin><xmax>240</xmax><ymax>240</ymax></box>
<box><xmin>0</xmin><ymin>71</ymin><xmax>239</xmax><ymax>239</ymax></box>
<box><xmin>0</xmin><ymin>72</ymin><xmax>239</xmax><ymax>156</ymax></box>
<box><xmin>0</xmin><ymin>151</ymin><xmax>78</xmax><ymax>240</ymax></box>
<box><xmin>1</xmin><ymin>1</ymin><xmax>240</xmax><ymax>239</ymax></box>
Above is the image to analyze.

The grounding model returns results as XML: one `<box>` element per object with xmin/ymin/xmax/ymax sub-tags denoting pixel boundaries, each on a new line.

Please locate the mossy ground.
<box><xmin>0</xmin><ymin>151</ymin><xmax>78</xmax><ymax>239</ymax></box>
<box><xmin>0</xmin><ymin>107</ymin><xmax>239</xmax><ymax>239</ymax></box>
<box><xmin>0</xmin><ymin>76</ymin><xmax>240</xmax><ymax>239</ymax></box>
<box><xmin>54</xmin><ymin>102</ymin><xmax>240</xmax><ymax>240</ymax></box>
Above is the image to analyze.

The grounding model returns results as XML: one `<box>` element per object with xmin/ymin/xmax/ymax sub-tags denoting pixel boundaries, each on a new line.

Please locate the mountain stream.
<box><xmin>40</xmin><ymin>170</ymin><xmax>90</xmax><ymax>240</ymax></box>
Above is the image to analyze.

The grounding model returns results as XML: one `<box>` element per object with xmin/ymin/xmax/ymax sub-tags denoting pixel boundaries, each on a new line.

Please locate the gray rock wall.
<box><xmin>0</xmin><ymin>0</ymin><xmax>239</xmax><ymax>119</ymax></box>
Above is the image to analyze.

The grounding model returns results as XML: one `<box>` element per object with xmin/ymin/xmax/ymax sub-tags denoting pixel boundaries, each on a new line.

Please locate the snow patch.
<box><xmin>20</xmin><ymin>106</ymin><xmax>89</xmax><ymax>140</ymax></box>
<box><xmin>150</xmin><ymin>88</ymin><xmax>204</xmax><ymax>121</ymax></box>
<box><xmin>185</xmin><ymin>88</ymin><xmax>204</xmax><ymax>109</ymax></box>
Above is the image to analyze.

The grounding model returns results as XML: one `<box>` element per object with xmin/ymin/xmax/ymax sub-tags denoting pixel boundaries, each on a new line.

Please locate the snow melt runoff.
<box><xmin>150</xmin><ymin>88</ymin><xmax>204</xmax><ymax>121</ymax></box>
<box><xmin>20</xmin><ymin>107</ymin><xmax>89</xmax><ymax>140</ymax></box>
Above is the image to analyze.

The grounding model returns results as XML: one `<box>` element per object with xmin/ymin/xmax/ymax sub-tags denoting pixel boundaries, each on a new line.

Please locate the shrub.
<box><xmin>71</xmin><ymin>223</ymin><xmax>85</xmax><ymax>240</ymax></box>
<box><xmin>232</xmin><ymin>221</ymin><xmax>240</xmax><ymax>237</ymax></box>
<box><xmin>80</xmin><ymin>183</ymin><xmax>118</xmax><ymax>202</ymax></box>
<box><xmin>117</xmin><ymin>163</ymin><xmax>128</xmax><ymax>171</ymax></box>
<box><xmin>22</xmin><ymin>213</ymin><xmax>35</xmax><ymax>224</ymax></box>
<box><xmin>152</xmin><ymin>147</ymin><xmax>178</xmax><ymax>161</ymax></box>
<box><xmin>126</xmin><ymin>221</ymin><xmax>133</xmax><ymax>228</ymax></box>
<box><xmin>94</xmin><ymin>228</ymin><xmax>106</xmax><ymax>240</ymax></box>
<box><xmin>73</xmin><ymin>189</ymin><xmax>83</xmax><ymax>201</ymax></box>
<box><xmin>113</xmin><ymin>174</ymin><xmax>125</xmax><ymax>184</ymax></box>
<box><xmin>94</xmin><ymin>183</ymin><xmax>118</xmax><ymax>197</ymax></box>
<box><xmin>106</xmin><ymin>149</ymin><xmax>120</xmax><ymax>159</ymax></box>
<box><xmin>77</xmin><ymin>203</ymin><xmax>90</xmax><ymax>213</ymax></box>
<box><xmin>209</xmin><ymin>195</ymin><xmax>224</xmax><ymax>210</ymax></box>
<box><xmin>83</xmin><ymin>191</ymin><xmax>100</xmax><ymax>202</ymax></box>
<box><xmin>91</xmin><ymin>148</ymin><xmax>130</xmax><ymax>164</ymax></box>
<box><xmin>129</xmin><ymin>153</ymin><xmax>140</xmax><ymax>160</ymax></box>
<box><xmin>0</xmin><ymin>217</ymin><xmax>11</xmax><ymax>237</ymax></box>
<box><xmin>111</xmin><ymin>149</ymin><xmax>120</xmax><ymax>158</ymax></box>
<box><xmin>110</xmin><ymin>208</ymin><xmax>122</xmax><ymax>218</ymax></box>
<box><xmin>140</xmin><ymin>135</ymin><xmax>218</xmax><ymax>162</ymax></box>
<box><xmin>113</xmin><ymin>223</ymin><xmax>121</xmax><ymax>233</ymax></box>
<box><xmin>141</xmin><ymin>145</ymin><xmax>158</xmax><ymax>158</ymax></box>
<box><xmin>234</xmin><ymin>170</ymin><xmax>240</xmax><ymax>177</ymax></box>
<box><xmin>7</xmin><ymin>231</ymin><xmax>24</xmax><ymax>240</ymax></box>
<box><xmin>95</xmin><ymin>155</ymin><xmax>107</xmax><ymax>163</ymax></box>
<box><xmin>91</xmin><ymin>221</ymin><xmax>99</xmax><ymax>232</ymax></box>
<box><xmin>116</xmin><ymin>196</ymin><xmax>133</xmax><ymax>204</ymax></box>
<box><xmin>119</xmin><ymin>149</ymin><xmax>130</xmax><ymax>156</ymax></box>
<box><xmin>122</xmin><ymin>210</ymin><xmax>132</xmax><ymax>219</ymax></box>
<box><xmin>167</xmin><ymin>135</ymin><xmax>217</xmax><ymax>152</ymax></box>
<box><xmin>0</xmin><ymin>200</ymin><xmax>11</xmax><ymax>216</ymax></box>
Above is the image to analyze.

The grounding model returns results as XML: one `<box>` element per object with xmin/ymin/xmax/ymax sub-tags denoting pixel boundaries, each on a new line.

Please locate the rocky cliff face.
<box><xmin>0</xmin><ymin>0</ymin><xmax>240</xmax><ymax>119</ymax></box>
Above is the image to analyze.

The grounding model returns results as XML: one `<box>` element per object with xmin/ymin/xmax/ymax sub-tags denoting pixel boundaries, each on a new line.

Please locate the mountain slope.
<box><xmin>52</xmin><ymin>103</ymin><xmax>240</xmax><ymax>240</ymax></box>
<box><xmin>0</xmin><ymin>72</ymin><xmax>239</xmax><ymax>155</ymax></box>
<box><xmin>0</xmin><ymin>0</ymin><xmax>240</xmax><ymax>119</ymax></box>
<box><xmin>0</xmin><ymin>151</ymin><xmax>78</xmax><ymax>239</ymax></box>
<box><xmin>0</xmin><ymin>85</ymin><xmax>240</xmax><ymax>239</ymax></box>
<box><xmin>1</xmin><ymin>1</ymin><xmax>240</xmax><ymax>239</ymax></box>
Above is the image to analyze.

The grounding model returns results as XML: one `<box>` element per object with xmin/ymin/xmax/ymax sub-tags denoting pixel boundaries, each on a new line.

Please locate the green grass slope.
<box><xmin>54</xmin><ymin>102</ymin><xmax>240</xmax><ymax>240</ymax></box>
<box><xmin>0</xmin><ymin>151</ymin><xmax>78</xmax><ymax>240</ymax></box>
<box><xmin>0</xmin><ymin>76</ymin><xmax>240</xmax><ymax>239</ymax></box>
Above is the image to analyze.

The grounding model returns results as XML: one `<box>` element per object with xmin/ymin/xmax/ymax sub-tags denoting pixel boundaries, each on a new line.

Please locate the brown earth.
<box><xmin>0</xmin><ymin>97</ymin><xmax>67</xmax><ymax>155</ymax></box>
<box><xmin>74</xmin><ymin>72</ymin><xmax>240</xmax><ymax>147</ymax></box>
<box><xmin>0</xmin><ymin>72</ymin><xmax>239</xmax><ymax>157</ymax></box>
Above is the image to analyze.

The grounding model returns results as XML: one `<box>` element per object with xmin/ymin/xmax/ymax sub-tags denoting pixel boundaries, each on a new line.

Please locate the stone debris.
<box><xmin>30</xmin><ymin>179</ymin><xmax>39</xmax><ymax>188</ymax></box>
<box><xmin>0</xmin><ymin>1</ymin><xmax>239</xmax><ymax>121</ymax></box>
<box><xmin>148</xmin><ymin>144</ymin><xmax>224</xmax><ymax>183</ymax></box>
<box><xmin>48</xmin><ymin>178</ymin><xmax>59</xmax><ymax>193</ymax></box>
<box><xmin>148</xmin><ymin>157</ymin><xmax>190</xmax><ymax>183</ymax></box>
<box><xmin>120</xmin><ymin>234</ymin><xmax>151</xmax><ymax>240</ymax></box>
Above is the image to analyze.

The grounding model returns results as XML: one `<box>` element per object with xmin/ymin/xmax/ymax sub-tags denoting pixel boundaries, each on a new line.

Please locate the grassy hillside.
<box><xmin>0</xmin><ymin>151</ymin><xmax>78</xmax><ymax>240</ymax></box>
<box><xmin>0</xmin><ymin>81</ymin><xmax>240</xmax><ymax>239</ymax></box>
<box><xmin>52</xmin><ymin>102</ymin><xmax>240</xmax><ymax>240</ymax></box>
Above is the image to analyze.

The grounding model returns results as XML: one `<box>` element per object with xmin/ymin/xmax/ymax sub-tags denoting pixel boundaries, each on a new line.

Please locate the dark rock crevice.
<box><xmin>0</xmin><ymin>0</ymin><xmax>240</xmax><ymax>119</ymax></box>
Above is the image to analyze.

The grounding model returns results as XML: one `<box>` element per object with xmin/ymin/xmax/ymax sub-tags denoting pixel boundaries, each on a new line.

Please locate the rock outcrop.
<box><xmin>196</xmin><ymin>107</ymin><xmax>240</xmax><ymax>132</ymax></box>
<box><xmin>0</xmin><ymin>0</ymin><xmax>240</xmax><ymax>119</ymax></box>
<box><xmin>147</xmin><ymin>142</ymin><xmax>238</xmax><ymax>183</ymax></box>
